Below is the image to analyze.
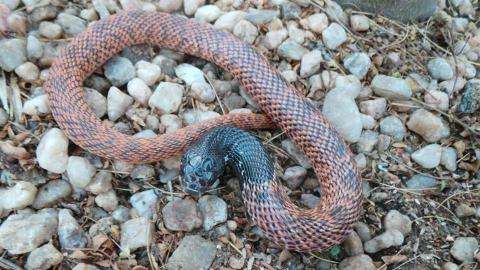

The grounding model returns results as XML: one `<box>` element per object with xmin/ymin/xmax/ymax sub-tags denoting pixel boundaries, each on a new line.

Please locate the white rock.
<box><xmin>130</xmin><ymin>190</ymin><xmax>159</xmax><ymax>219</ymax></box>
<box><xmin>36</xmin><ymin>128</ymin><xmax>69</xmax><ymax>173</ymax></box>
<box><xmin>58</xmin><ymin>209</ymin><xmax>87</xmax><ymax>249</ymax></box>
<box><xmin>121</xmin><ymin>217</ymin><xmax>154</xmax><ymax>251</ymax></box>
<box><xmin>335</xmin><ymin>75</ymin><xmax>362</xmax><ymax>95</ymax></box>
<box><xmin>184</xmin><ymin>0</ymin><xmax>205</xmax><ymax>16</ymax></box>
<box><xmin>14</xmin><ymin>62</ymin><xmax>39</xmax><ymax>81</ymax></box>
<box><xmin>300</xmin><ymin>50</ymin><xmax>322</xmax><ymax>77</ymax></box>
<box><xmin>127</xmin><ymin>78</ymin><xmax>152</xmax><ymax>106</ymax></box>
<box><xmin>104</xmin><ymin>56</ymin><xmax>135</xmax><ymax>87</ymax></box>
<box><xmin>383</xmin><ymin>210</ymin><xmax>412</xmax><ymax>236</ymax></box>
<box><xmin>360</xmin><ymin>114</ymin><xmax>376</xmax><ymax>130</ymax></box>
<box><xmin>441</xmin><ymin>147</ymin><xmax>457</xmax><ymax>172</ymax></box>
<box><xmin>182</xmin><ymin>109</ymin><xmax>220</xmax><ymax>125</ymax></box>
<box><xmin>107</xmin><ymin>86</ymin><xmax>134</xmax><ymax>121</ymax></box>
<box><xmin>411</xmin><ymin>144</ymin><xmax>443</xmax><ymax>169</ymax></box>
<box><xmin>360</xmin><ymin>98</ymin><xmax>386</xmax><ymax>120</ymax></box>
<box><xmin>198</xmin><ymin>195</ymin><xmax>228</xmax><ymax>231</ymax></box>
<box><xmin>38</xmin><ymin>21</ymin><xmax>63</xmax><ymax>39</ymax></box>
<box><xmin>32</xmin><ymin>180</ymin><xmax>72</xmax><ymax>209</ymax></box>
<box><xmin>194</xmin><ymin>5</ymin><xmax>222</xmax><ymax>23</ymax></box>
<box><xmin>322</xmin><ymin>23</ymin><xmax>347</xmax><ymax>49</ymax></box>
<box><xmin>371</xmin><ymin>75</ymin><xmax>412</xmax><ymax>100</ymax></box>
<box><xmin>263</xmin><ymin>28</ymin><xmax>288</xmax><ymax>49</ymax></box>
<box><xmin>0</xmin><ymin>181</ymin><xmax>37</xmax><ymax>212</ymax></box>
<box><xmin>364</xmin><ymin>229</ymin><xmax>404</xmax><ymax>253</ymax></box>
<box><xmin>322</xmin><ymin>87</ymin><xmax>362</xmax><ymax>143</ymax></box>
<box><xmin>214</xmin><ymin>11</ymin><xmax>246</xmax><ymax>32</ymax></box>
<box><xmin>86</xmin><ymin>171</ymin><xmax>113</xmax><ymax>195</ymax></box>
<box><xmin>26</xmin><ymin>243</ymin><xmax>63</xmax><ymax>270</ymax></box>
<box><xmin>0</xmin><ymin>38</ymin><xmax>26</xmax><ymax>72</ymax></box>
<box><xmin>406</xmin><ymin>109</ymin><xmax>450</xmax><ymax>142</ymax></box>
<box><xmin>379</xmin><ymin>116</ymin><xmax>406</xmax><ymax>141</ymax></box>
<box><xmin>95</xmin><ymin>190</ymin><xmax>118</xmax><ymax>211</ymax></box>
<box><xmin>135</xmin><ymin>60</ymin><xmax>161</xmax><ymax>86</ymax></box>
<box><xmin>149</xmin><ymin>82</ymin><xmax>184</xmax><ymax>114</ymax></box>
<box><xmin>84</xmin><ymin>88</ymin><xmax>107</xmax><ymax>118</ymax></box>
<box><xmin>424</xmin><ymin>90</ymin><xmax>449</xmax><ymax>111</ymax></box>
<box><xmin>27</xmin><ymin>35</ymin><xmax>43</xmax><ymax>61</ymax></box>
<box><xmin>56</xmin><ymin>13</ymin><xmax>86</xmax><ymax>36</ymax></box>
<box><xmin>175</xmin><ymin>63</ymin><xmax>205</xmax><ymax>85</ymax></box>
<box><xmin>306</xmin><ymin>13</ymin><xmax>328</xmax><ymax>33</ymax></box>
<box><xmin>350</xmin><ymin>15</ymin><xmax>370</xmax><ymax>32</ymax></box>
<box><xmin>158</xmin><ymin>0</ymin><xmax>182</xmax><ymax>12</ymax></box>
<box><xmin>161</xmin><ymin>114</ymin><xmax>183</xmax><ymax>133</ymax></box>
<box><xmin>190</xmin><ymin>81</ymin><xmax>216</xmax><ymax>103</ymax></box>
<box><xmin>427</xmin><ymin>58</ymin><xmax>454</xmax><ymax>81</ymax></box>
<box><xmin>23</xmin><ymin>94</ymin><xmax>50</xmax><ymax>116</ymax></box>
<box><xmin>67</xmin><ymin>156</ymin><xmax>96</xmax><ymax>188</ymax></box>
<box><xmin>344</xmin><ymin>52</ymin><xmax>371</xmax><ymax>79</ymax></box>
<box><xmin>278</xmin><ymin>38</ymin><xmax>309</xmax><ymax>60</ymax></box>
<box><xmin>287</xmin><ymin>23</ymin><xmax>304</xmax><ymax>44</ymax></box>
<box><xmin>233</xmin><ymin>19</ymin><xmax>258</xmax><ymax>44</ymax></box>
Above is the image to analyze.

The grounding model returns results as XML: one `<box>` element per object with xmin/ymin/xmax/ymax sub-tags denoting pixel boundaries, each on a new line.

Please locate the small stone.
<box><xmin>157</xmin><ymin>0</ymin><xmax>182</xmax><ymax>12</ymax></box>
<box><xmin>281</xmin><ymin>139</ymin><xmax>312</xmax><ymax>169</ymax></box>
<box><xmin>0</xmin><ymin>181</ymin><xmax>37</xmax><ymax>213</ymax></box>
<box><xmin>364</xmin><ymin>229</ymin><xmax>404</xmax><ymax>253</ymax></box>
<box><xmin>94</xmin><ymin>190</ymin><xmax>118</xmax><ymax>211</ymax></box>
<box><xmin>278</xmin><ymin>38</ymin><xmax>309</xmax><ymax>61</ymax></box>
<box><xmin>162</xmin><ymin>199</ymin><xmax>203</xmax><ymax>231</ymax></box>
<box><xmin>280</xmin><ymin>1</ymin><xmax>301</xmax><ymax>20</ymax></box>
<box><xmin>104</xmin><ymin>56</ymin><xmax>135</xmax><ymax>87</ymax></box>
<box><xmin>88</xmin><ymin>217</ymin><xmax>113</xmax><ymax>237</ymax></box>
<box><xmin>184</xmin><ymin>0</ymin><xmax>204</xmax><ymax>16</ymax></box>
<box><xmin>300</xmin><ymin>50</ymin><xmax>322</xmax><ymax>77</ymax></box>
<box><xmin>441</xmin><ymin>147</ymin><xmax>457</xmax><ymax>172</ymax></box>
<box><xmin>38</xmin><ymin>21</ymin><xmax>62</xmax><ymax>39</ymax></box>
<box><xmin>112</xmin><ymin>206</ymin><xmax>130</xmax><ymax>223</ymax></box>
<box><xmin>455</xmin><ymin>204</ymin><xmax>476</xmax><ymax>218</ymax></box>
<box><xmin>355</xmin><ymin>222</ymin><xmax>371</xmax><ymax>242</ymax></box>
<box><xmin>32</xmin><ymin>180</ymin><xmax>72</xmax><ymax>209</ymax></box>
<box><xmin>339</xmin><ymin>255</ymin><xmax>376</xmax><ymax>270</ymax></box>
<box><xmin>1</xmin><ymin>0</ymin><xmax>20</xmax><ymax>10</ymax></box>
<box><xmin>457</xmin><ymin>79</ymin><xmax>480</xmax><ymax>113</ymax></box>
<box><xmin>161</xmin><ymin>114</ymin><xmax>182</xmax><ymax>133</ymax></box>
<box><xmin>245</xmin><ymin>9</ymin><xmax>278</xmax><ymax>25</ymax></box>
<box><xmin>360</xmin><ymin>114</ymin><xmax>375</xmax><ymax>130</ymax></box>
<box><xmin>194</xmin><ymin>5</ymin><xmax>222</xmax><ymax>23</ymax></box>
<box><xmin>383</xmin><ymin>52</ymin><xmax>402</xmax><ymax>69</ymax></box>
<box><xmin>198</xmin><ymin>195</ymin><xmax>228</xmax><ymax>231</ymax></box>
<box><xmin>427</xmin><ymin>58</ymin><xmax>454</xmax><ymax>81</ymax></box>
<box><xmin>379</xmin><ymin>116</ymin><xmax>406</xmax><ymax>141</ymax></box>
<box><xmin>359</xmin><ymin>98</ymin><xmax>386</xmax><ymax>119</ymax></box>
<box><xmin>67</xmin><ymin>156</ymin><xmax>96</xmax><ymax>188</ymax></box>
<box><xmin>411</xmin><ymin>144</ymin><xmax>442</xmax><ymax>169</ymax></box>
<box><xmin>14</xmin><ymin>62</ymin><xmax>39</xmax><ymax>81</ymax></box>
<box><xmin>58</xmin><ymin>209</ymin><xmax>88</xmax><ymax>249</ymax></box>
<box><xmin>350</xmin><ymin>15</ymin><xmax>369</xmax><ymax>32</ymax></box>
<box><xmin>356</xmin><ymin>131</ymin><xmax>379</xmax><ymax>153</ymax></box>
<box><xmin>166</xmin><ymin>235</ymin><xmax>216</xmax><ymax>270</ymax></box>
<box><xmin>56</xmin><ymin>13</ymin><xmax>86</xmax><ymax>36</ymax></box>
<box><xmin>228</xmin><ymin>256</ymin><xmax>245</xmax><ymax>269</ymax></box>
<box><xmin>355</xmin><ymin>153</ymin><xmax>367</xmax><ymax>169</ymax></box>
<box><xmin>281</xmin><ymin>166</ymin><xmax>307</xmax><ymax>189</ymax></box>
<box><xmin>371</xmin><ymin>75</ymin><xmax>412</xmax><ymax>100</ymax></box>
<box><xmin>107</xmin><ymin>86</ymin><xmax>134</xmax><ymax>121</ymax></box>
<box><xmin>130</xmin><ymin>190</ymin><xmax>159</xmax><ymax>219</ymax></box>
<box><xmin>84</xmin><ymin>88</ymin><xmax>107</xmax><ymax>118</ymax></box>
<box><xmin>80</xmin><ymin>8</ymin><xmax>98</xmax><ymax>21</ymax></box>
<box><xmin>450</xmin><ymin>237</ymin><xmax>478</xmax><ymax>262</ymax></box>
<box><xmin>182</xmin><ymin>109</ymin><xmax>220</xmax><ymax>126</ymax></box>
<box><xmin>233</xmin><ymin>20</ymin><xmax>258</xmax><ymax>44</ymax></box>
<box><xmin>384</xmin><ymin>210</ymin><xmax>412</xmax><ymax>236</ymax></box>
<box><xmin>263</xmin><ymin>29</ymin><xmax>288</xmax><ymax>49</ymax></box>
<box><xmin>442</xmin><ymin>262</ymin><xmax>459</xmax><ymax>270</ymax></box>
<box><xmin>322</xmin><ymin>87</ymin><xmax>362</xmax><ymax>143</ymax></box>
<box><xmin>306</xmin><ymin>13</ymin><xmax>328</xmax><ymax>33</ymax></box>
<box><xmin>214</xmin><ymin>11</ymin><xmax>245</xmax><ymax>32</ymax></box>
<box><xmin>25</xmin><ymin>243</ymin><xmax>63</xmax><ymax>270</ymax></box>
<box><xmin>130</xmin><ymin>164</ymin><xmax>155</xmax><ymax>180</ymax></box>
<box><xmin>424</xmin><ymin>90</ymin><xmax>449</xmax><ymax>111</ymax></box>
<box><xmin>175</xmin><ymin>63</ymin><xmax>205</xmax><ymax>85</ymax></box>
<box><xmin>127</xmin><ymin>78</ymin><xmax>152</xmax><ymax>106</ymax></box>
<box><xmin>287</xmin><ymin>23</ymin><xmax>304</xmax><ymax>44</ymax></box>
<box><xmin>72</xmin><ymin>263</ymin><xmax>99</xmax><ymax>270</ymax></box>
<box><xmin>407</xmin><ymin>109</ymin><xmax>450</xmax><ymax>142</ymax></box>
<box><xmin>23</xmin><ymin>94</ymin><xmax>50</xmax><ymax>116</ymax></box>
<box><xmin>190</xmin><ymin>81</ymin><xmax>216</xmax><ymax>103</ymax></box>
<box><xmin>300</xmin><ymin>194</ymin><xmax>320</xmax><ymax>208</ymax></box>
<box><xmin>0</xmin><ymin>209</ymin><xmax>58</xmax><ymax>254</ymax></box>
<box><xmin>344</xmin><ymin>53</ymin><xmax>371</xmax><ymax>79</ymax></box>
<box><xmin>149</xmin><ymin>82</ymin><xmax>184</xmax><ymax>114</ymax></box>
<box><xmin>27</xmin><ymin>35</ymin><xmax>43</xmax><ymax>61</ymax></box>
<box><xmin>322</xmin><ymin>23</ymin><xmax>347</xmax><ymax>50</ymax></box>
<box><xmin>85</xmin><ymin>171</ymin><xmax>112</xmax><ymax>195</ymax></box>
<box><xmin>121</xmin><ymin>217</ymin><xmax>154</xmax><ymax>251</ymax></box>
<box><xmin>0</xmin><ymin>38</ymin><xmax>26</xmax><ymax>72</ymax></box>
<box><xmin>36</xmin><ymin>128</ymin><xmax>69</xmax><ymax>174</ymax></box>
<box><xmin>343</xmin><ymin>231</ymin><xmax>364</xmax><ymax>256</ymax></box>
<box><xmin>135</xmin><ymin>60</ymin><xmax>161</xmax><ymax>86</ymax></box>
<box><xmin>406</xmin><ymin>174</ymin><xmax>437</xmax><ymax>192</ymax></box>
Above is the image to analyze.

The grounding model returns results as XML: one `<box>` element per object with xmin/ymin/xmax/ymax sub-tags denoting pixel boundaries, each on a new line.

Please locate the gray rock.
<box><xmin>384</xmin><ymin>210</ymin><xmax>412</xmax><ymax>236</ymax></box>
<box><xmin>84</xmin><ymin>88</ymin><xmax>107</xmax><ymax>118</ymax></box>
<box><xmin>411</xmin><ymin>144</ymin><xmax>442</xmax><ymax>169</ymax></box>
<box><xmin>107</xmin><ymin>86</ymin><xmax>134</xmax><ymax>121</ymax></box>
<box><xmin>427</xmin><ymin>58</ymin><xmax>454</xmax><ymax>81</ymax></box>
<box><xmin>406</xmin><ymin>174</ymin><xmax>437</xmax><ymax>192</ymax></box>
<box><xmin>85</xmin><ymin>171</ymin><xmax>112</xmax><ymax>195</ymax></box>
<box><xmin>198</xmin><ymin>195</ymin><xmax>228</xmax><ymax>231</ymax></box>
<box><xmin>356</xmin><ymin>131</ymin><xmax>379</xmax><ymax>153</ymax></box>
<box><xmin>112</xmin><ymin>206</ymin><xmax>130</xmax><ymax>223</ymax></box>
<box><xmin>339</xmin><ymin>255</ymin><xmax>376</xmax><ymax>270</ymax></box>
<box><xmin>282</xmin><ymin>166</ymin><xmax>307</xmax><ymax>189</ymax></box>
<box><xmin>442</xmin><ymin>262</ymin><xmax>459</xmax><ymax>270</ymax></box>
<box><xmin>162</xmin><ymin>199</ymin><xmax>203</xmax><ymax>231</ymax></box>
<box><xmin>350</xmin><ymin>14</ymin><xmax>370</xmax><ymax>32</ymax></box>
<box><xmin>39</xmin><ymin>21</ymin><xmax>63</xmax><ymax>39</ymax></box>
<box><xmin>233</xmin><ymin>20</ymin><xmax>258</xmax><ymax>44</ymax></box>
<box><xmin>149</xmin><ymin>82</ymin><xmax>184</xmax><ymax>114</ymax></box>
<box><xmin>56</xmin><ymin>13</ymin><xmax>86</xmax><ymax>36</ymax></box>
<box><xmin>130</xmin><ymin>164</ymin><xmax>155</xmax><ymax>180</ymax></box>
<box><xmin>441</xmin><ymin>147</ymin><xmax>457</xmax><ymax>172</ymax></box>
<box><xmin>0</xmin><ymin>108</ymin><xmax>8</xmax><ymax>127</ymax></box>
<box><xmin>104</xmin><ymin>56</ymin><xmax>135</xmax><ymax>87</ymax></box>
<box><xmin>300</xmin><ymin>50</ymin><xmax>323</xmax><ymax>77</ymax></box>
<box><xmin>344</xmin><ymin>53</ymin><xmax>371</xmax><ymax>79</ymax></box>
<box><xmin>194</xmin><ymin>5</ymin><xmax>222</xmax><ymax>23</ymax></box>
<box><xmin>450</xmin><ymin>237</ymin><xmax>478</xmax><ymax>262</ymax></box>
<box><xmin>371</xmin><ymin>75</ymin><xmax>412</xmax><ymax>100</ymax></box>
<box><xmin>455</xmin><ymin>204</ymin><xmax>476</xmax><ymax>218</ymax></box>
<box><xmin>130</xmin><ymin>190</ymin><xmax>159</xmax><ymax>219</ymax></box>
<box><xmin>281</xmin><ymin>139</ymin><xmax>312</xmax><ymax>169</ymax></box>
<box><xmin>0</xmin><ymin>209</ymin><xmax>58</xmax><ymax>254</ymax></box>
<box><xmin>407</xmin><ymin>109</ymin><xmax>450</xmax><ymax>142</ymax></box>
<box><xmin>322</xmin><ymin>23</ymin><xmax>347</xmax><ymax>50</ymax></box>
<box><xmin>263</xmin><ymin>28</ymin><xmax>288</xmax><ymax>49</ymax></box>
<box><xmin>0</xmin><ymin>181</ymin><xmax>37</xmax><ymax>213</ymax></box>
<box><xmin>95</xmin><ymin>190</ymin><xmax>118</xmax><ymax>211</ymax></box>
<box><xmin>214</xmin><ymin>11</ymin><xmax>246</xmax><ymax>32</ymax></box>
<box><xmin>88</xmin><ymin>217</ymin><xmax>114</xmax><ymax>237</ymax></box>
<box><xmin>364</xmin><ymin>229</ymin><xmax>404</xmax><ymax>253</ymax></box>
<box><xmin>245</xmin><ymin>9</ymin><xmax>279</xmax><ymax>24</ymax></box>
<box><xmin>457</xmin><ymin>79</ymin><xmax>480</xmax><ymax>113</ymax></box>
<box><xmin>359</xmin><ymin>98</ymin><xmax>386</xmax><ymax>119</ymax></box>
<box><xmin>121</xmin><ymin>217</ymin><xmax>154</xmax><ymax>252</ymax></box>
<box><xmin>379</xmin><ymin>116</ymin><xmax>406</xmax><ymax>141</ymax></box>
<box><xmin>360</xmin><ymin>114</ymin><xmax>376</xmax><ymax>130</ymax></box>
<box><xmin>58</xmin><ymin>209</ymin><xmax>88</xmax><ymax>249</ymax></box>
<box><xmin>343</xmin><ymin>231</ymin><xmax>364</xmax><ymax>256</ymax></box>
<box><xmin>33</xmin><ymin>180</ymin><xmax>72</xmax><ymax>209</ymax></box>
<box><xmin>300</xmin><ymin>194</ymin><xmax>320</xmax><ymax>208</ymax></box>
<box><xmin>306</xmin><ymin>13</ymin><xmax>329</xmax><ymax>33</ymax></box>
<box><xmin>166</xmin><ymin>235</ymin><xmax>216</xmax><ymax>270</ymax></box>
<box><xmin>26</xmin><ymin>243</ymin><xmax>63</xmax><ymax>270</ymax></box>
<box><xmin>280</xmin><ymin>1</ymin><xmax>301</xmax><ymax>20</ymax></box>
<box><xmin>0</xmin><ymin>38</ymin><xmax>26</xmax><ymax>72</ymax></box>
<box><xmin>278</xmin><ymin>38</ymin><xmax>309</xmax><ymax>61</ymax></box>
<box><xmin>355</xmin><ymin>222</ymin><xmax>372</xmax><ymax>242</ymax></box>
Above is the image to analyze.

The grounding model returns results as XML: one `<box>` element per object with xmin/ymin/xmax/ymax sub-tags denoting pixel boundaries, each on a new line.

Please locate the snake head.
<box><xmin>180</xmin><ymin>149</ymin><xmax>224</xmax><ymax>196</ymax></box>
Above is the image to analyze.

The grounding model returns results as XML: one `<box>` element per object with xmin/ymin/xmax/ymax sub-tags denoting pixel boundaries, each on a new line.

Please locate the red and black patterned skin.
<box><xmin>44</xmin><ymin>10</ymin><xmax>363</xmax><ymax>252</ymax></box>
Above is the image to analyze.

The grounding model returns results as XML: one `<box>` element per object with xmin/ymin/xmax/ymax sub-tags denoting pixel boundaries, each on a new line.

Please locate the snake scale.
<box><xmin>44</xmin><ymin>10</ymin><xmax>363</xmax><ymax>252</ymax></box>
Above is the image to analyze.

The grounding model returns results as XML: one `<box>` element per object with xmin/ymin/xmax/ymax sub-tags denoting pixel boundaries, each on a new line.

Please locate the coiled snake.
<box><xmin>44</xmin><ymin>10</ymin><xmax>363</xmax><ymax>252</ymax></box>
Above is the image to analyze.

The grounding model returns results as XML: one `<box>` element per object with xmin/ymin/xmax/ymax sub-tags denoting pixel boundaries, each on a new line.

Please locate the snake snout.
<box><xmin>180</xmin><ymin>152</ymin><xmax>223</xmax><ymax>195</ymax></box>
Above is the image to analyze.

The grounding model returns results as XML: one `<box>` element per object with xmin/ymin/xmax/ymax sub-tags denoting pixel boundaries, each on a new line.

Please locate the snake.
<box><xmin>44</xmin><ymin>10</ymin><xmax>363</xmax><ymax>252</ymax></box>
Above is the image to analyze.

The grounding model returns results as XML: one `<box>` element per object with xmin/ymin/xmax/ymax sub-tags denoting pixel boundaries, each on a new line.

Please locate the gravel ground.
<box><xmin>0</xmin><ymin>0</ymin><xmax>479</xmax><ymax>269</ymax></box>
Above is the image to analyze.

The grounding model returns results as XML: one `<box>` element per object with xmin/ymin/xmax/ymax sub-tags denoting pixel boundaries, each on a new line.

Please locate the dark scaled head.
<box><xmin>180</xmin><ymin>141</ymin><xmax>225</xmax><ymax>196</ymax></box>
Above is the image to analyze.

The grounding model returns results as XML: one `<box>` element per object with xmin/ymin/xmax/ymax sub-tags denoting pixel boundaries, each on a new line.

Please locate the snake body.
<box><xmin>44</xmin><ymin>10</ymin><xmax>363</xmax><ymax>252</ymax></box>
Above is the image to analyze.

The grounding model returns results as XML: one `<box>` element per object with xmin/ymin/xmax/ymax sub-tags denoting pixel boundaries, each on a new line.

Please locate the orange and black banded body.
<box><xmin>44</xmin><ymin>10</ymin><xmax>363</xmax><ymax>252</ymax></box>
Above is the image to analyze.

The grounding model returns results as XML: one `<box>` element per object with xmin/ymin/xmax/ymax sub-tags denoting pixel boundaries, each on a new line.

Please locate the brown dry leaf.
<box><xmin>381</xmin><ymin>254</ymin><xmax>408</xmax><ymax>264</ymax></box>
<box><xmin>458</xmin><ymin>161</ymin><xmax>480</xmax><ymax>172</ymax></box>
<box><xmin>93</xmin><ymin>234</ymin><xmax>110</xmax><ymax>250</ymax></box>
<box><xmin>132</xmin><ymin>266</ymin><xmax>149</xmax><ymax>270</ymax></box>
<box><xmin>0</xmin><ymin>141</ymin><xmax>30</xmax><ymax>160</ymax></box>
